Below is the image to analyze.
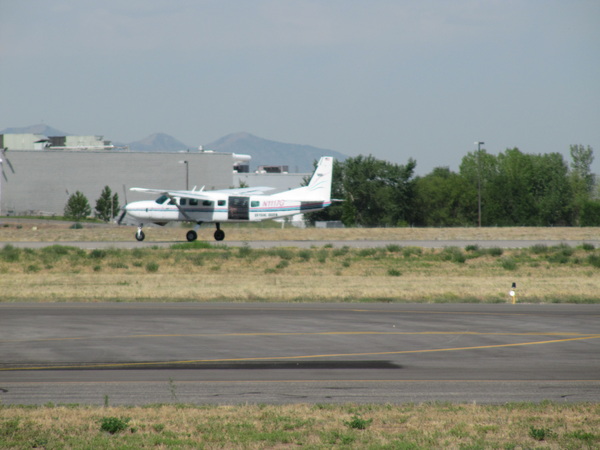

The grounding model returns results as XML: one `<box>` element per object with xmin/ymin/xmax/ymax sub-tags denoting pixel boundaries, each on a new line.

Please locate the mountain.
<box><xmin>2</xmin><ymin>124</ymin><xmax>348</xmax><ymax>172</ymax></box>
<box><xmin>126</xmin><ymin>133</ymin><xmax>192</xmax><ymax>152</ymax></box>
<box><xmin>1</xmin><ymin>124</ymin><xmax>70</xmax><ymax>136</ymax></box>
<box><xmin>205</xmin><ymin>132</ymin><xmax>347</xmax><ymax>172</ymax></box>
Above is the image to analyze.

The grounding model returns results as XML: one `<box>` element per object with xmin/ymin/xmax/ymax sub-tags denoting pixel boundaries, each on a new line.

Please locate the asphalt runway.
<box><xmin>1</xmin><ymin>303</ymin><xmax>599</xmax><ymax>405</ymax></box>
<box><xmin>3</xmin><ymin>239</ymin><xmax>600</xmax><ymax>250</ymax></box>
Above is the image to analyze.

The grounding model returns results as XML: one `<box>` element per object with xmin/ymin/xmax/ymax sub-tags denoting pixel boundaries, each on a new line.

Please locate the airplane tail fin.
<box><xmin>273</xmin><ymin>156</ymin><xmax>333</xmax><ymax>201</ymax></box>
<box><xmin>306</xmin><ymin>156</ymin><xmax>333</xmax><ymax>201</ymax></box>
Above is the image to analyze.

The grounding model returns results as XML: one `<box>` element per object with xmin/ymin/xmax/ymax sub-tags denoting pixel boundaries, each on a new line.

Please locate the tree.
<box><xmin>570</xmin><ymin>144</ymin><xmax>595</xmax><ymax>194</ymax></box>
<box><xmin>414</xmin><ymin>167</ymin><xmax>475</xmax><ymax>226</ymax></box>
<box><xmin>64</xmin><ymin>191</ymin><xmax>91</xmax><ymax>221</ymax></box>
<box><xmin>569</xmin><ymin>144</ymin><xmax>596</xmax><ymax>224</ymax></box>
<box><xmin>528</xmin><ymin>152</ymin><xmax>573</xmax><ymax>225</ymax></box>
<box><xmin>460</xmin><ymin>148</ymin><xmax>575</xmax><ymax>226</ymax></box>
<box><xmin>459</xmin><ymin>149</ymin><xmax>498</xmax><ymax>226</ymax></box>
<box><xmin>94</xmin><ymin>186</ymin><xmax>120</xmax><ymax>222</ymax></box>
<box><xmin>340</xmin><ymin>155</ymin><xmax>416</xmax><ymax>227</ymax></box>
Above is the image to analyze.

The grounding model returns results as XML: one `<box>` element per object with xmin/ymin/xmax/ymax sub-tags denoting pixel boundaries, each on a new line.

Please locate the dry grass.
<box><xmin>1</xmin><ymin>243</ymin><xmax>599</xmax><ymax>303</ymax></box>
<box><xmin>1</xmin><ymin>403</ymin><xmax>598</xmax><ymax>448</ymax></box>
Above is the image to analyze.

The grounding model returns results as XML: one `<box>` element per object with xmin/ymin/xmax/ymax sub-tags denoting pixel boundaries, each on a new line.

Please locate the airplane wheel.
<box><xmin>135</xmin><ymin>231</ymin><xmax>145</xmax><ymax>241</ymax></box>
<box><xmin>186</xmin><ymin>230</ymin><xmax>198</xmax><ymax>242</ymax></box>
<box><xmin>214</xmin><ymin>229</ymin><xmax>225</xmax><ymax>241</ymax></box>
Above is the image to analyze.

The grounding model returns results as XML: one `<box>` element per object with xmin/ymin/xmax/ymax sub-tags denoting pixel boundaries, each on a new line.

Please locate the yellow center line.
<box><xmin>1</xmin><ymin>330</ymin><xmax>597</xmax><ymax>344</ymax></box>
<box><xmin>2</xmin><ymin>334</ymin><xmax>599</xmax><ymax>371</ymax></box>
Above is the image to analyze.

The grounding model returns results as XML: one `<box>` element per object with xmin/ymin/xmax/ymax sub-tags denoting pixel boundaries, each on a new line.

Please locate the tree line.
<box><xmin>64</xmin><ymin>186</ymin><xmax>119</xmax><ymax>222</ymax></box>
<box><xmin>308</xmin><ymin>144</ymin><xmax>600</xmax><ymax>227</ymax></box>
<box><xmin>65</xmin><ymin>144</ymin><xmax>599</xmax><ymax>227</ymax></box>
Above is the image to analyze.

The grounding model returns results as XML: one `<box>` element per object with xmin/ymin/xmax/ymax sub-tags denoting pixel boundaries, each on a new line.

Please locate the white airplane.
<box><xmin>119</xmin><ymin>156</ymin><xmax>334</xmax><ymax>242</ymax></box>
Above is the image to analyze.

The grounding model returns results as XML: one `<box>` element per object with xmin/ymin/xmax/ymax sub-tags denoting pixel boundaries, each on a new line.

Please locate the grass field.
<box><xmin>1</xmin><ymin>224</ymin><xmax>600</xmax><ymax>302</ymax></box>
<box><xmin>1</xmin><ymin>402</ymin><xmax>599</xmax><ymax>449</ymax></box>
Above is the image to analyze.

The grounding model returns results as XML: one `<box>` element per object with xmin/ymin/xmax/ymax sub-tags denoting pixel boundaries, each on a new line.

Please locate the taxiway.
<box><xmin>1</xmin><ymin>303</ymin><xmax>599</xmax><ymax>405</ymax></box>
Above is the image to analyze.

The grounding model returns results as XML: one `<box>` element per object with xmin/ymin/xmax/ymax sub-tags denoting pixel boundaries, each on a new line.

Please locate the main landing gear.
<box><xmin>185</xmin><ymin>223</ymin><xmax>225</xmax><ymax>242</ymax></box>
<box><xmin>134</xmin><ymin>223</ymin><xmax>226</xmax><ymax>242</ymax></box>
<box><xmin>214</xmin><ymin>223</ymin><xmax>225</xmax><ymax>241</ymax></box>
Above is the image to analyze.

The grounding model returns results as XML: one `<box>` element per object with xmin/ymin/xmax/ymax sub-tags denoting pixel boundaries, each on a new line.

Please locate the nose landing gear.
<box><xmin>135</xmin><ymin>225</ymin><xmax>145</xmax><ymax>241</ymax></box>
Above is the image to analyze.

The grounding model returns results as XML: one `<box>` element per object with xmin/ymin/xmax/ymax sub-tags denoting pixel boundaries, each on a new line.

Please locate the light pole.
<box><xmin>475</xmin><ymin>141</ymin><xmax>485</xmax><ymax>227</ymax></box>
<box><xmin>179</xmin><ymin>160</ymin><xmax>189</xmax><ymax>190</ymax></box>
<box><xmin>0</xmin><ymin>155</ymin><xmax>3</xmax><ymax>217</ymax></box>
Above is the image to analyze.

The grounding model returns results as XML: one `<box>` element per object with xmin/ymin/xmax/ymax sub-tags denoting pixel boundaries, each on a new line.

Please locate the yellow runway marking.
<box><xmin>2</xmin><ymin>334</ymin><xmax>599</xmax><ymax>371</ymax></box>
<box><xmin>1</xmin><ymin>330</ymin><xmax>598</xmax><ymax>344</ymax></box>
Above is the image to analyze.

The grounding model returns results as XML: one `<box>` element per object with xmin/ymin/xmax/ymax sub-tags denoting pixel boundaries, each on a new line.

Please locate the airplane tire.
<box><xmin>135</xmin><ymin>231</ymin><xmax>145</xmax><ymax>241</ymax></box>
<box><xmin>214</xmin><ymin>229</ymin><xmax>225</xmax><ymax>241</ymax></box>
<box><xmin>186</xmin><ymin>230</ymin><xmax>198</xmax><ymax>242</ymax></box>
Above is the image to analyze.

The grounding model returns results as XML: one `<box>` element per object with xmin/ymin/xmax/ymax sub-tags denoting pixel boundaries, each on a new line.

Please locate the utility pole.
<box><xmin>179</xmin><ymin>160</ymin><xmax>189</xmax><ymax>190</ymax></box>
<box><xmin>475</xmin><ymin>141</ymin><xmax>485</xmax><ymax>227</ymax></box>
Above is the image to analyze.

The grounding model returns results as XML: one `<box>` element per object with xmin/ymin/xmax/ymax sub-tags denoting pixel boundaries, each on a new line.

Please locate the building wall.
<box><xmin>0</xmin><ymin>150</ymin><xmax>234</xmax><ymax>216</ymax></box>
<box><xmin>1</xmin><ymin>134</ymin><xmax>47</xmax><ymax>150</ymax></box>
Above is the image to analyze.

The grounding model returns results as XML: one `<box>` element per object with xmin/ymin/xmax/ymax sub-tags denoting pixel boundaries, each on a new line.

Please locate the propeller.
<box><xmin>116</xmin><ymin>208</ymin><xmax>127</xmax><ymax>225</ymax></box>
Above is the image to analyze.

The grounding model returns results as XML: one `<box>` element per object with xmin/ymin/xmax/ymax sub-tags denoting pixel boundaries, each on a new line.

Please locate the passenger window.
<box><xmin>218</xmin><ymin>200</ymin><xmax>226</xmax><ymax>206</ymax></box>
<box><xmin>203</xmin><ymin>200</ymin><xmax>213</xmax><ymax>206</ymax></box>
<box><xmin>251</xmin><ymin>201</ymin><xmax>260</xmax><ymax>207</ymax></box>
<box><xmin>190</xmin><ymin>199</ymin><xmax>198</xmax><ymax>206</ymax></box>
<box><xmin>180</xmin><ymin>198</ymin><xmax>187</xmax><ymax>206</ymax></box>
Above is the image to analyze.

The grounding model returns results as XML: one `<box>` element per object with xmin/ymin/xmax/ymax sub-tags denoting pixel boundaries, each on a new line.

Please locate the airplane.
<box><xmin>118</xmin><ymin>156</ymin><xmax>334</xmax><ymax>242</ymax></box>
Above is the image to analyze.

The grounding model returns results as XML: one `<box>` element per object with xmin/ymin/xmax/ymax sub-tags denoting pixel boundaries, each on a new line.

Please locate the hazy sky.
<box><xmin>1</xmin><ymin>0</ymin><xmax>599</xmax><ymax>174</ymax></box>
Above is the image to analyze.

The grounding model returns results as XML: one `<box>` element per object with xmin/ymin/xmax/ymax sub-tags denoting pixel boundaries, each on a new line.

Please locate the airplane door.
<box><xmin>228</xmin><ymin>196</ymin><xmax>249</xmax><ymax>220</ymax></box>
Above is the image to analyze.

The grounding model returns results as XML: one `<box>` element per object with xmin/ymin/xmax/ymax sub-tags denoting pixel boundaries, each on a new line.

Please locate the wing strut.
<box><xmin>165</xmin><ymin>193</ymin><xmax>197</xmax><ymax>223</ymax></box>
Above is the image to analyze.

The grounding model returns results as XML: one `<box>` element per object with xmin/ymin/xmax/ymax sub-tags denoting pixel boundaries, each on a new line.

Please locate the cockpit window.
<box><xmin>155</xmin><ymin>195</ymin><xmax>175</xmax><ymax>205</ymax></box>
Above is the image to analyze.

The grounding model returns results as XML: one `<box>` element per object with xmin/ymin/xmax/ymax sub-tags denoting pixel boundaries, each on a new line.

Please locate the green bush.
<box><xmin>89</xmin><ymin>249</ymin><xmax>107</xmax><ymax>259</ymax></box>
<box><xmin>145</xmin><ymin>262</ymin><xmax>159</xmax><ymax>272</ymax></box>
<box><xmin>486</xmin><ymin>247</ymin><xmax>504</xmax><ymax>257</ymax></box>
<box><xmin>528</xmin><ymin>426</ymin><xmax>554</xmax><ymax>441</ymax></box>
<box><xmin>386</xmin><ymin>244</ymin><xmax>402</xmax><ymax>253</ymax></box>
<box><xmin>500</xmin><ymin>257</ymin><xmax>517</xmax><ymax>271</ymax></box>
<box><xmin>298</xmin><ymin>250</ymin><xmax>312</xmax><ymax>261</ymax></box>
<box><xmin>100</xmin><ymin>417</ymin><xmax>130</xmax><ymax>434</ymax></box>
<box><xmin>530</xmin><ymin>244</ymin><xmax>549</xmax><ymax>254</ymax></box>
<box><xmin>275</xmin><ymin>260</ymin><xmax>289</xmax><ymax>270</ymax></box>
<box><xmin>0</xmin><ymin>244</ymin><xmax>20</xmax><ymax>262</ymax></box>
<box><xmin>587</xmin><ymin>254</ymin><xmax>600</xmax><ymax>268</ymax></box>
<box><xmin>344</xmin><ymin>415</ymin><xmax>373</xmax><ymax>430</ymax></box>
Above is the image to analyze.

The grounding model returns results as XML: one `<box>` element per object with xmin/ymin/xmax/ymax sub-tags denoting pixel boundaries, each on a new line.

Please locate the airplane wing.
<box><xmin>209</xmin><ymin>186</ymin><xmax>275</xmax><ymax>195</ymax></box>
<box><xmin>130</xmin><ymin>186</ymin><xmax>275</xmax><ymax>200</ymax></box>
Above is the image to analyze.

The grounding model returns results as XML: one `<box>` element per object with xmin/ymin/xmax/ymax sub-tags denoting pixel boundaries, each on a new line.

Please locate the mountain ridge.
<box><xmin>1</xmin><ymin>125</ymin><xmax>347</xmax><ymax>172</ymax></box>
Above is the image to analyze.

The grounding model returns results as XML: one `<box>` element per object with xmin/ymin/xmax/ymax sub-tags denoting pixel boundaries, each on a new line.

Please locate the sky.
<box><xmin>1</xmin><ymin>0</ymin><xmax>599</xmax><ymax>175</ymax></box>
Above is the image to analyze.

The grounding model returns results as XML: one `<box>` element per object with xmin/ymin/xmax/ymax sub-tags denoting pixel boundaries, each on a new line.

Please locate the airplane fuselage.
<box><xmin>125</xmin><ymin>194</ymin><xmax>331</xmax><ymax>225</ymax></box>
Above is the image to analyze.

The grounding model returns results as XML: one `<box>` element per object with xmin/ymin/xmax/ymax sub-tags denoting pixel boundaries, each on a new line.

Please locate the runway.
<box><xmin>1</xmin><ymin>303</ymin><xmax>599</xmax><ymax>405</ymax></box>
<box><xmin>2</xmin><ymin>238</ymin><xmax>600</xmax><ymax>250</ymax></box>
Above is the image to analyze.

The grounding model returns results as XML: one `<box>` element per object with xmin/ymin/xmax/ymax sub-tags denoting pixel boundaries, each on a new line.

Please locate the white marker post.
<box><xmin>509</xmin><ymin>282</ymin><xmax>517</xmax><ymax>304</ymax></box>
